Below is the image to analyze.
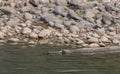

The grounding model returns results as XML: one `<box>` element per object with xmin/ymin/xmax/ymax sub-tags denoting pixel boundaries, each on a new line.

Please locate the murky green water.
<box><xmin>0</xmin><ymin>43</ymin><xmax>120</xmax><ymax>74</ymax></box>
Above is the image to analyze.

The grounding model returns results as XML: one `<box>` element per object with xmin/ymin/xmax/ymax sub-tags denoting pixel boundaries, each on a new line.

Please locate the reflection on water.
<box><xmin>0</xmin><ymin>43</ymin><xmax>120</xmax><ymax>74</ymax></box>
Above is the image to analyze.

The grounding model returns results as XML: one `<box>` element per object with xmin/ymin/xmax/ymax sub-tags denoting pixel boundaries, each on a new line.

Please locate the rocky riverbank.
<box><xmin>0</xmin><ymin>0</ymin><xmax>120</xmax><ymax>48</ymax></box>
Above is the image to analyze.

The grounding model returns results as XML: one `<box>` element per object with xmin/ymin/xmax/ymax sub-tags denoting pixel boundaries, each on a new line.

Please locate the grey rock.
<box><xmin>43</xmin><ymin>13</ymin><xmax>62</xmax><ymax>23</ymax></box>
<box><xmin>29</xmin><ymin>0</ymin><xmax>39</xmax><ymax>6</ymax></box>
<box><xmin>0</xmin><ymin>6</ymin><xmax>16</xmax><ymax>14</ymax></box>
<box><xmin>24</xmin><ymin>13</ymin><xmax>33</xmax><ymax>20</ymax></box>
<box><xmin>39</xmin><ymin>0</ymin><xmax>49</xmax><ymax>4</ymax></box>
<box><xmin>54</xmin><ymin>22</ymin><xmax>64</xmax><ymax>29</ymax></box>
<box><xmin>54</xmin><ymin>6</ymin><xmax>67</xmax><ymax>16</ymax></box>
<box><xmin>69</xmin><ymin>25</ymin><xmax>80</xmax><ymax>34</ymax></box>
<box><xmin>102</xmin><ymin>18</ymin><xmax>111</xmax><ymax>25</ymax></box>
<box><xmin>69</xmin><ymin>0</ymin><xmax>86</xmax><ymax>5</ymax></box>
<box><xmin>108</xmin><ymin>27</ymin><xmax>115</xmax><ymax>32</ymax></box>
<box><xmin>63</xmin><ymin>21</ymin><xmax>72</xmax><ymax>27</ymax></box>
<box><xmin>68</xmin><ymin>9</ymin><xmax>81</xmax><ymax>20</ymax></box>
<box><xmin>55</xmin><ymin>0</ymin><xmax>67</xmax><ymax>6</ymax></box>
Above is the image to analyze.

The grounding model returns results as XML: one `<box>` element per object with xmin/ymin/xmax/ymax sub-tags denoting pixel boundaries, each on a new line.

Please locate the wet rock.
<box><xmin>38</xmin><ymin>29</ymin><xmax>51</xmax><ymax>38</ymax></box>
<box><xmin>55</xmin><ymin>0</ymin><xmax>67</xmax><ymax>6</ymax></box>
<box><xmin>89</xmin><ymin>43</ymin><xmax>99</xmax><ymax>48</ymax></box>
<box><xmin>8</xmin><ymin>38</ymin><xmax>19</xmax><ymax>43</ymax></box>
<box><xmin>22</xmin><ymin>27</ymin><xmax>32</xmax><ymax>35</ymax></box>
<box><xmin>29</xmin><ymin>32</ymin><xmax>38</xmax><ymax>39</ymax></box>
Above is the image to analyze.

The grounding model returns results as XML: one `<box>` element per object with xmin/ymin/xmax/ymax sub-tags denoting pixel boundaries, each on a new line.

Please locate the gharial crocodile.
<box><xmin>47</xmin><ymin>46</ymin><xmax>120</xmax><ymax>55</ymax></box>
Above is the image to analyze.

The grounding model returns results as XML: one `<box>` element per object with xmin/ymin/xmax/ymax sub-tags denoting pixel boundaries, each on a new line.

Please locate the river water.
<box><xmin>0</xmin><ymin>43</ymin><xmax>120</xmax><ymax>74</ymax></box>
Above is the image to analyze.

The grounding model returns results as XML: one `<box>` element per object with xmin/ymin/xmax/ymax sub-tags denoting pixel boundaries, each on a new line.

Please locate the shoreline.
<box><xmin>0</xmin><ymin>0</ymin><xmax>120</xmax><ymax>49</ymax></box>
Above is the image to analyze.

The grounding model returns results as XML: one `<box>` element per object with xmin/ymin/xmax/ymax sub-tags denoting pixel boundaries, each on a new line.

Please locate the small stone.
<box><xmin>0</xmin><ymin>40</ymin><xmax>5</xmax><ymax>43</ymax></box>
<box><xmin>29</xmin><ymin>32</ymin><xmax>38</xmax><ymax>39</ymax></box>
<box><xmin>89</xmin><ymin>43</ymin><xmax>99</xmax><ymax>48</ymax></box>
<box><xmin>8</xmin><ymin>38</ymin><xmax>19</xmax><ymax>43</ymax></box>
<box><xmin>22</xmin><ymin>27</ymin><xmax>32</xmax><ymax>35</ymax></box>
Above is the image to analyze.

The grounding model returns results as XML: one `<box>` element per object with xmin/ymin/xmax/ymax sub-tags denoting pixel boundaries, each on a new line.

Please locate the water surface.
<box><xmin>0</xmin><ymin>43</ymin><xmax>120</xmax><ymax>74</ymax></box>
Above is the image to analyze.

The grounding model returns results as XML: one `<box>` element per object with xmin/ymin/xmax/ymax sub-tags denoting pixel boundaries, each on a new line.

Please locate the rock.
<box><xmin>8</xmin><ymin>38</ymin><xmax>19</xmax><ymax>43</ymax></box>
<box><xmin>69</xmin><ymin>0</ymin><xmax>86</xmax><ymax>5</ymax></box>
<box><xmin>76</xmin><ymin>40</ymin><xmax>84</xmax><ymax>45</ymax></box>
<box><xmin>0</xmin><ymin>40</ymin><xmax>5</xmax><ymax>43</ymax></box>
<box><xmin>68</xmin><ymin>9</ymin><xmax>81</xmax><ymax>20</ymax></box>
<box><xmin>100</xmin><ymin>36</ymin><xmax>110</xmax><ymax>43</ymax></box>
<box><xmin>24</xmin><ymin>13</ymin><xmax>33</xmax><ymax>20</ymax></box>
<box><xmin>55</xmin><ymin>0</ymin><xmax>67</xmax><ymax>6</ymax></box>
<box><xmin>108</xmin><ymin>27</ymin><xmax>115</xmax><ymax>32</ymax></box>
<box><xmin>54</xmin><ymin>22</ymin><xmax>64</xmax><ymax>29</ymax></box>
<box><xmin>0</xmin><ymin>6</ymin><xmax>16</xmax><ymax>14</ymax></box>
<box><xmin>112</xmin><ymin>39</ymin><xmax>120</xmax><ymax>45</ymax></box>
<box><xmin>99</xmin><ymin>43</ymin><xmax>106</xmax><ymax>47</ymax></box>
<box><xmin>63</xmin><ymin>21</ymin><xmax>72</xmax><ymax>27</ymax></box>
<box><xmin>29</xmin><ymin>0</ymin><xmax>39</xmax><ymax>6</ymax></box>
<box><xmin>101</xmin><ymin>0</ymin><xmax>111</xmax><ymax>3</ymax></box>
<box><xmin>0</xmin><ymin>32</ymin><xmax>5</xmax><ymax>39</ymax></box>
<box><xmin>39</xmin><ymin>0</ymin><xmax>49</xmax><ymax>4</ymax></box>
<box><xmin>88</xmin><ymin>37</ymin><xmax>99</xmax><ymax>43</ymax></box>
<box><xmin>22</xmin><ymin>27</ymin><xmax>32</xmax><ymax>35</ymax></box>
<box><xmin>85</xmin><ymin>9</ymin><xmax>96</xmax><ymax>18</ymax></box>
<box><xmin>6</xmin><ymin>20</ymin><xmax>18</xmax><ymax>27</ymax></box>
<box><xmin>38</xmin><ymin>29</ymin><xmax>51</xmax><ymax>38</ymax></box>
<box><xmin>54</xmin><ymin>6</ymin><xmax>67</xmax><ymax>16</ymax></box>
<box><xmin>29</xmin><ymin>32</ymin><xmax>38</xmax><ymax>39</ymax></box>
<box><xmin>69</xmin><ymin>25</ymin><xmax>80</xmax><ymax>34</ymax></box>
<box><xmin>43</xmin><ymin>13</ymin><xmax>62</xmax><ymax>23</ymax></box>
<box><xmin>89</xmin><ymin>43</ymin><xmax>99</xmax><ymax>48</ymax></box>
